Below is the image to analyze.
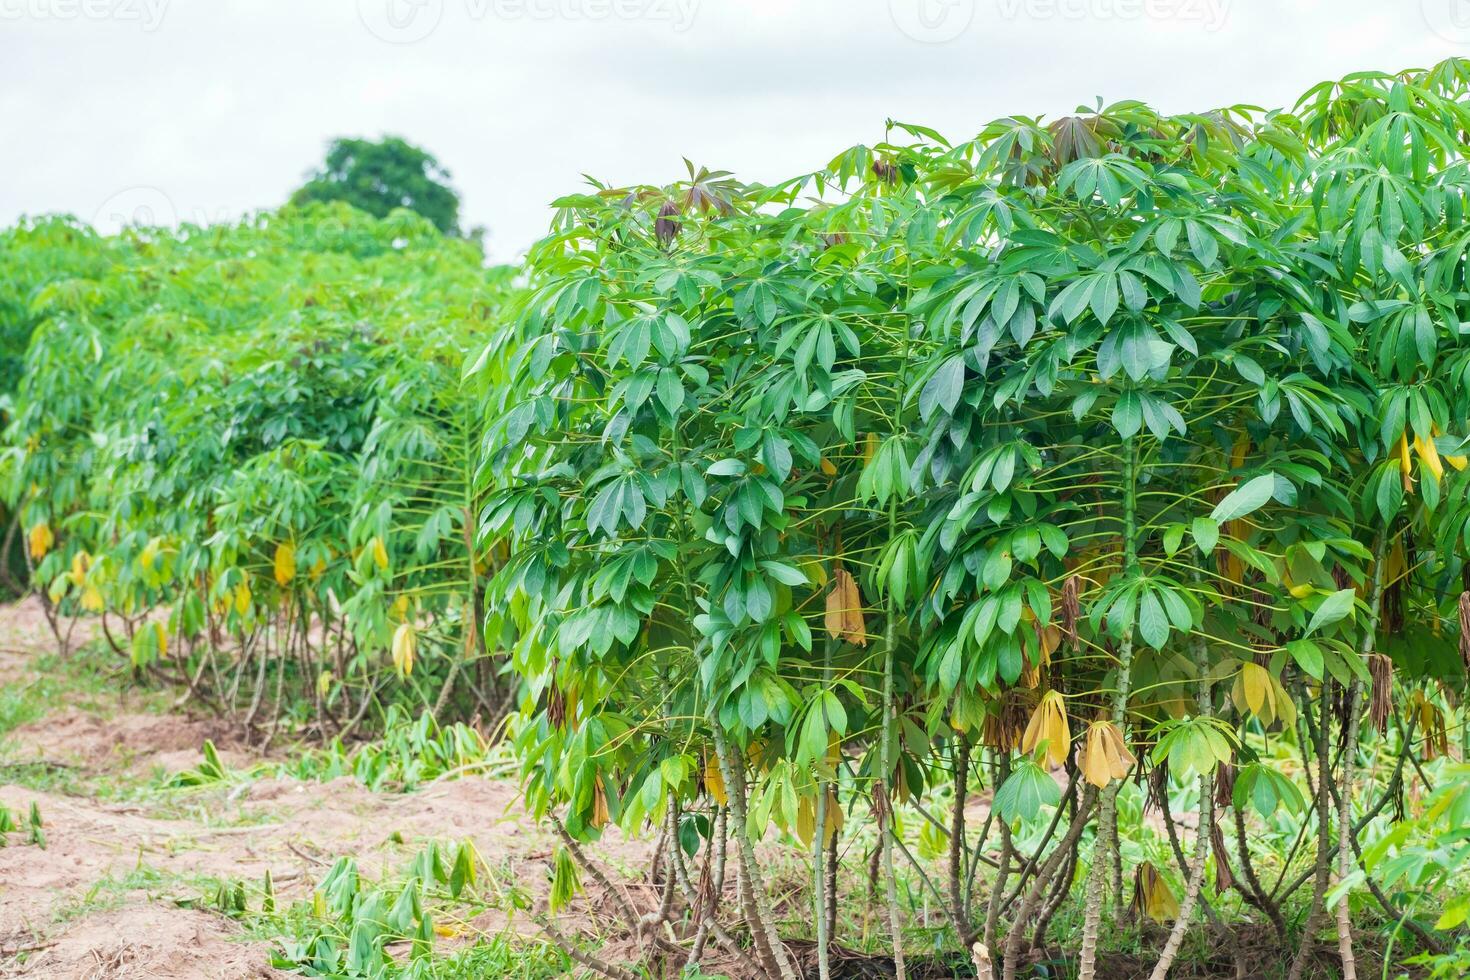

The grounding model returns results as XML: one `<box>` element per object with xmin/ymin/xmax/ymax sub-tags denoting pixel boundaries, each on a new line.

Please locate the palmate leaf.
<box><xmin>549</xmin><ymin>846</ymin><xmax>583</xmax><ymax>914</ymax></box>
<box><xmin>1210</xmin><ymin>473</ymin><xmax>1277</xmax><ymax>523</ymax></box>
<box><xmin>993</xmin><ymin>757</ymin><xmax>1061</xmax><ymax>823</ymax></box>
<box><xmin>1151</xmin><ymin>716</ymin><xmax>1237</xmax><ymax>776</ymax></box>
<box><xmin>856</xmin><ymin>435</ymin><xmax>911</xmax><ymax>506</ymax></box>
<box><xmin>793</xmin><ymin>691</ymin><xmax>847</xmax><ymax>766</ymax></box>
<box><xmin>585</xmin><ymin>475</ymin><xmax>646</xmax><ymax>538</ymax></box>
<box><xmin>1233</xmin><ymin>762</ymin><xmax>1305</xmax><ymax>818</ymax></box>
<box><xmin>1055</xmin><ymin>154</ymin><xmax>1149</xmax><ymax>207</ymax></box>
<box><xmin>1191</xmin><ymin>516</ymin><xmax>1219</xmax><ymax>553</ymax></box>
<box><xmin>918</xmin><ymin>354</ymin><xmax>966</xmax><ymax>421</ymax></box>
<box><xmin>1096</xmin><ymin>319</ymin><xmax>1173</xmax><ymax>381</ymax></box>
<box><xmin>1305</xmin><ymin>587</ymin><xmax>1357</xmax><ymax>636</ymax></box>
<box><xmin>1285</xmin><ymin>638</ymin><xmax>1326</xmax><ymax>680</ymax></box>
<box><xmin>1137</xmin><ymin>588</ymin><xmax>1169</xmax><ymax>649</ymax></box>
<box><xmin>1112</xmin><ymin>390</ymin><xmax>1143</xmax><ymax>439</ymax></box>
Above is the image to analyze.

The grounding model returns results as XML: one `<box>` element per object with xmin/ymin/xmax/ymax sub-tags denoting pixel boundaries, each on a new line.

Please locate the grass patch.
<box><xmin>0</xmin><ymin>746</ymin><xmax>203</xmax><ymax>812</ymax></box>
<box><xmin>0</xmin><ymin>676</ymin><xmax>48</xmax><ymax>739</ymax></box>
<box><xmin>1</xmin><ymin>640</ymin><xmax>175</xmax><ymax>742</ymax></box>
<box><xmin>52</xmin><ymin>863</ymin><xmax>227</xmax><ymax>925</ymax></box>
<box><xmin>401</xmin><ymin>938</ymin><xmax>571</xmax><ymax>979</ymax></box>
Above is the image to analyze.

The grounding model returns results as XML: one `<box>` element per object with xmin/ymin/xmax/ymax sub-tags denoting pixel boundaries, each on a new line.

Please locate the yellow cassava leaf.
<box><xmin>823</xmin><ymin>786</ymin><xmax>842</xmax><ymax>843</ymax></box>
<box><xmin>1241</xmin><ymin>662</ymin><xmax>1270</xmax><ymax>716</ymax></box>
<box><xmin>28</xmin><ymin>522</ymin><xmax>54</xmax><ymax>560</ymax></box>
<box><xmin>391</xmin><ymin>622</ymin><xmax>417</xmax><ymax>677</ymax></box>
<box><xmin>591</xmin><ymin>776</ymin><xmax>609</xmax><ymax>829</ymax></box>
<box><xmin>705</xmin><ymin>752</ymin><xmax>727</xmax><ymax>805</ymax></box>
<box><xmin>1080</xmin><ymin>720</ymin><xmax>1134</xmax><ymax>787</ymax></box>
<box><xmin>1433</xmin><ymin>424</ymin><xmax>1467</xmax><ymax>471</ymax></box>
<box><xmin>371</xmin><ymin>536</ymin><xmax>389</xmax><ymax>571</ymax></box>
<box><xmin>1414</xmin><ymin>433</ymin><xmax>1445</xmax><ymax>480</ymax></box>
<box><xmin>273</xmin><ymin>542</ymin><xmax>296</xmax><ymax>587</ymax></box>
<box><xmin>803</xmin><ymin>557</ymin><xmax>829</xmax><ymax>589</ymax></box>
<box><xmin>796</xmin><ymin>795</ymin><xmax>816</xmax><ymax>847</ymax></box>
<box><xmin>1081</xmin><ymin>725</ymin><xmax>1111</xmax><ymax>788</ymax></box>
<box><xmin>1230</xmin><ymin>433</ymin><xmax>1250</xmax><ymax>470</ymax></box>
<box><xmin>1133</xmin><ymin>861</ymin><xmax>1180</xmax><ymax>922</ymax></box>
<box><xmin>1099</xmin><ymin>721</ymin><xmax>1135</xmax><ymax>779</ymax></box>
<box><xmin>80</xmin><ymin>586</ymin><xmax>104</xmax><ymax>613</ymax></box>
<box><xmin>1021</xmin><ymin>691</ymin><xmax>1070</xmax><ymax>768</ymax></box>
<box><xmin>1274</xmin><ymin>682</ymin><xmax>1297</xmax><ymax>729</ymax></box>
<box><xmin>1386</xmin><ymin>539</ymin><xmax>1407</xmax><ymax>586</ymax></box>
<box><xmin>1019</xmin><ymin>660</ymin><xmax>1041</xmax><ymax>690</ymax></box>
<box><xmin>70</xmin><ymin>551</ymin><xmax>90</xmax><ymax>587</ymax></box>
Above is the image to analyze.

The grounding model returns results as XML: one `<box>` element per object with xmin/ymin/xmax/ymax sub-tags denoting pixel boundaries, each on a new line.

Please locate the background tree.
<box><xmin>291</xmin><ymin>136</ymin><xmax>463</xmax><ymax>236</ymax></box>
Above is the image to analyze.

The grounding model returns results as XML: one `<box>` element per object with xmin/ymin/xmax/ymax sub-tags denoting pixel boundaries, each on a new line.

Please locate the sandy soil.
<box><xmin>0</xmin><ymin>599</ymin><xmax>652</xmax><ymax>979</ymax></box>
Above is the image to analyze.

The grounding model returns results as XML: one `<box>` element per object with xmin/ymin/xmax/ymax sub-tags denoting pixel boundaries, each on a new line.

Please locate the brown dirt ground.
<box><xmin>0</xmin><ymin>599</ymin><xmax>656</xmax><ymax>979</ymax></box>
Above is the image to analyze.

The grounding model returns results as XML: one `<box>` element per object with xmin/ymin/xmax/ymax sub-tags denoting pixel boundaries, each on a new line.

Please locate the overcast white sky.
<box><xmin>3</xmin><ymin>0</ymin><xmax>1467</xmax><ymax>261</ymax></box>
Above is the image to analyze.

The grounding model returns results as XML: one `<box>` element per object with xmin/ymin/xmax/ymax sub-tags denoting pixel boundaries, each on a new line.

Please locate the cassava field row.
<box><xmin>6</xmin><ymin>60</ymin><xmax>1470</xmax><ymax>980</ymax></box>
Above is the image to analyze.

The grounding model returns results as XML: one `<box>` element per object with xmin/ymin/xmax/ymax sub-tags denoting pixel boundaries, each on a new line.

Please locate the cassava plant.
<box><xmin>2</xmin><ymin>204</ymin><xmax>518</xmax><ymax>741</ymax></box>
<box><xmin>479</xmin><ymin>61</ymin><xmax>1470</xmax><ymax>979</ymax></box>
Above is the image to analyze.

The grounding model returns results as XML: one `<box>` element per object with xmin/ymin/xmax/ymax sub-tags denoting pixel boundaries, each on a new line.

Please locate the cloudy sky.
<box><xmin>3</xmin><ymin>0</ymin><xmax>1467</xmax><ymax>261</ymax></box>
